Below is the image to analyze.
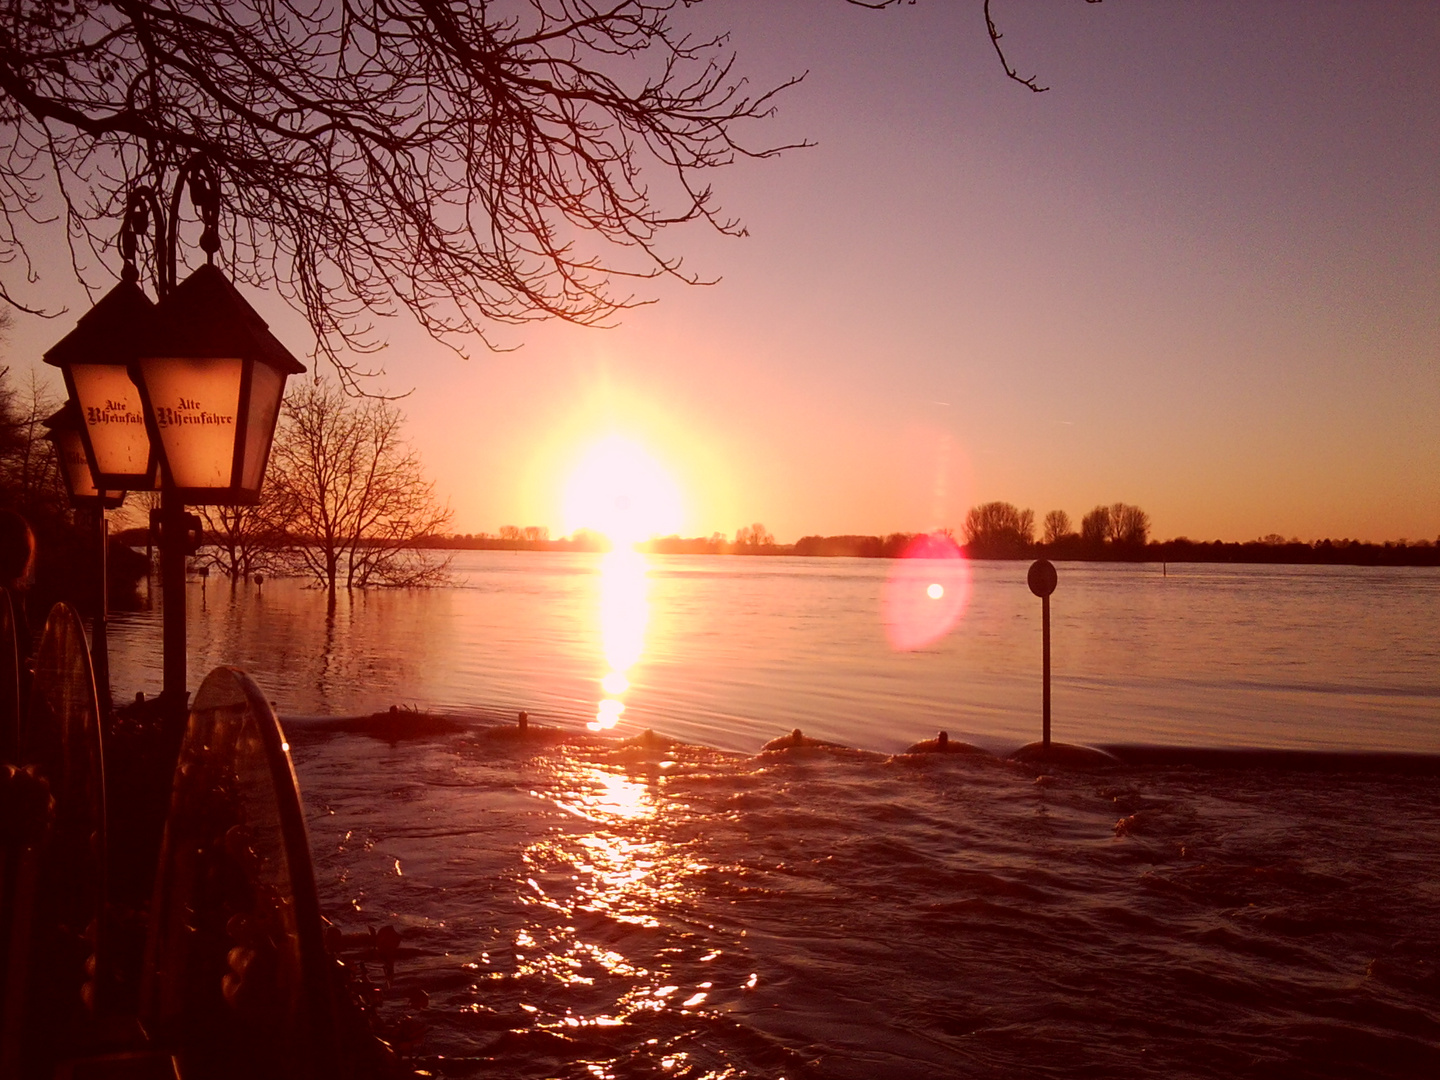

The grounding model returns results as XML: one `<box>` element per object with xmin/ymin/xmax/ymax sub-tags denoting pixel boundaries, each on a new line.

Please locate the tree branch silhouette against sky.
<box><xmin>0</xmin><ymin>1</ymin><xmax>1105</xmax><ymax>383</ymax></box>
<box><xmin>0</xmin><ymin>0</ymin><xmax>816</xmax><ymax>381</ymax></box>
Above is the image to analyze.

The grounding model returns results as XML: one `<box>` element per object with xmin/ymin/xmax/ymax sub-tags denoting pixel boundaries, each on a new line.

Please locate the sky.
<box><xmin>6</xmin><ymin>0</ymin><xmax>1438</xmax><ymax>544</ymax></box>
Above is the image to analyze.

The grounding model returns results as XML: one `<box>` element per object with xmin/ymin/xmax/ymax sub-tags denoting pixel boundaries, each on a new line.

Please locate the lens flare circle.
<box><xmin>882</xmin><ymin>533</ymin><xmax>971</xmax><ymax>651</ymax></box>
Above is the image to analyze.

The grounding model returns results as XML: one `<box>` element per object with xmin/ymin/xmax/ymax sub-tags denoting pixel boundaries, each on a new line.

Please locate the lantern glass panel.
<box><xmin>241</xmin><ymin>361</ymin><xmax>285</xmax><ymax>492</ymax></box>
<box><xmin>56</xmin><ymin>427</ymin><xmax>103</xmax><ymax>499</ymax></box>
<box><xmin>69</xmin><ymin>363</ymin><xmax>151</xmax><ymax>478</ymax></box>
<box><xmin>141</xmin><ymin>356</ymin><xmax>245</xmax><ymax>491</ymax></box>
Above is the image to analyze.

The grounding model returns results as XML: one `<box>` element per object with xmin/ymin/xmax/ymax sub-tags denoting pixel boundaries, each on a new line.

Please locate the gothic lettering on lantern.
<box><xmin>154</xmin><ymin>398</ymin><xmax>236</xmax><ymax>429</ymax></box>
<box><xmin>84</xmin><ymin>398</ymin><xmax>145</xmax><ymax>426</ymax></box>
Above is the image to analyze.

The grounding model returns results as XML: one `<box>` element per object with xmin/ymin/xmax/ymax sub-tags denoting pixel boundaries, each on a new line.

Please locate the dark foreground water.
<box><xmin>292</xmin><ymin>725</ymin><xmax>1440</xmax><ymax>1079</ymax></box>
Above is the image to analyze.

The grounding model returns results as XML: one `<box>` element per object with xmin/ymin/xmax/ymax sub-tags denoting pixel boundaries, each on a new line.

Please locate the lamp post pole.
<box><xmin>158</xmin><ymin>492</ymin><xmax>188</xmax><ymax>722</ymax></box>
<box><xmin>92</xmin><ymin>507</ymin><xmax>110</xmax><ymax>705</ymax></box>
<box><xmin>47</xmin><ymin>153</ymin><xmax>302</xmax><ymax>739</ymax></box>
<box><xmin>126</xmin><ymin>157</ymin><xmax>224</xmax><ymax>730</ymax></box>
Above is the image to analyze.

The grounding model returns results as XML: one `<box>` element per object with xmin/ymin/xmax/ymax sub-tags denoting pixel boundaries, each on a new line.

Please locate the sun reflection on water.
<box><xmin>590</xmin><ymin>550</ymin><xmax>650</xmax><ymax>732</ymax></box>
<box><xmin>514</xmin><ymin>758</ymin><xmax>718</xmax><ymax>1038</ymax></box>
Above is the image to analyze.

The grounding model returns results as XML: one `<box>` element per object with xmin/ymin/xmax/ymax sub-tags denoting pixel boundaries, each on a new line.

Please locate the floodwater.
<box><xmin>107</xmin><ymin>553</ymin><xmax>1440</xmax><ymax>754</ymax></box>
<box><xmin>105</xmin><ymin>554</ymin><xmax>1440</xmax><ymax>1077</ymax></box>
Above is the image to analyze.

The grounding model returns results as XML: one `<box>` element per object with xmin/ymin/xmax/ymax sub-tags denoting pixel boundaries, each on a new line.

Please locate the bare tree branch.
<box><xmin>3</xmin><ymin>2</ymin><xmax>1101</xmax><ymax>379</ymax></box>
<box><xmin>0</xmin><ymin>1</ymin><xmax>809</xmax><ymax>383</ymax></box>
<box><xmin>847</xmin><ymin>0</ymin><xmax>1104</xmax><ymax>93</ymax></box>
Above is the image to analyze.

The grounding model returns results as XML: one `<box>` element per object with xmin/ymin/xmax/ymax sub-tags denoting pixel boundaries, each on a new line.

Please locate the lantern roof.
<box><xmin>40</xmin><ymin>402</ymin><xmax>74</xmax><ymax>438</ymax></box>
<box><xmin>145</xmin><ymin>264</ymin><xmax>305</xmax><ymax>376</ymax></box>
<box><xmin>41</xmin><ymin>278</ymin><xmax>157</xmax><ymax>371</ymax></box>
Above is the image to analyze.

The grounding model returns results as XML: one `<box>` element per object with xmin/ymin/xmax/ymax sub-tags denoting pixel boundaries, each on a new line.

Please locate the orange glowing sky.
<box><xmin>8</xmin><ymin>1</ymin><xmax>1438</xmax><ymax>543</ymax></box>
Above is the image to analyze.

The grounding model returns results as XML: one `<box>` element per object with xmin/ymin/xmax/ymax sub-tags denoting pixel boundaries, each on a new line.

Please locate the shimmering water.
<box><xmin>108</xmin><ymin>553</ymin><xmax>1440</xmax><ymax>753</ymax></box>
<box><xmin>294</xmin><ymin>732</ymin><xmax>1440</xmax><ymax>1079</ymax></box>
<box><xmin>104</xmin><ymin>554</ymin><xmax>1440</xmax><ymax>1077</ymax></box>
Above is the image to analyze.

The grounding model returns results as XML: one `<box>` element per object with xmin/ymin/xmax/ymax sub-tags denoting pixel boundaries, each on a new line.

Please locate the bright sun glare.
<box><xmin>562</xmin><ymin>435</ymin><xmax>683</xmax><ymax>546</ymax></box>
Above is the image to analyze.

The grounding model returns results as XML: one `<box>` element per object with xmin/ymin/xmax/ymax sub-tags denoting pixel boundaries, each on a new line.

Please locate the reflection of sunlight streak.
<box><xmin>600</xmin><ymin>550</ymin><xmax>646</xmax><ymax>671</ymax></box>
<box><xmin>882</xmin><ymin>532</ymin><xmax>971</xmax><ymax>651</ymax></box>
<box><xmin>591</xmin><ymin>550</ymin><xmax>649</xmax><ymax>731</ymax></box>
<box><xmin>514</xmin><ymin>761</ymin><xmax>713</xmax><ymax>1033</ymax></box>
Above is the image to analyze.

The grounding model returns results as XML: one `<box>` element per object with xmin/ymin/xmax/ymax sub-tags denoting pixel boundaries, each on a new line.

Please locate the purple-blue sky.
<box><xmin>10</xmin><ymin>1</ymin><xmax>1439</xmax><ymax>543</ymax></box>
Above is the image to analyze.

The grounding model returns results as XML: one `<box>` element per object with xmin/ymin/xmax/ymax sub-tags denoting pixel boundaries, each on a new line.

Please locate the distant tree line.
<box><xmin>431</xmin><ymin>523</ymin><xmax>782</xmax><ymax>556</ymax></box>
<box><xmin>962</xmin><ymin>501</ymin><xmax>1151</xmax><ymax>559</ymax></box>
<box><xmin>411</xmin><ymin>501</ymin><xmax>1440</xmax><ymax>568</ymax></box>
<box><xmin>425</xmin><ymin>502</ymin><xmax>1440</xmax><ymax>567</ymax></box>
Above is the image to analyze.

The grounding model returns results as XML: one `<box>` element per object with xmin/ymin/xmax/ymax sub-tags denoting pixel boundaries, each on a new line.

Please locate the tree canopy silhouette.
<box><xmin>963</xmin><ymin>501</ymin><xmax>1033</xmax><ymax>557</ymax></box>
<box><xmin>0</xmin><ymin>0</ymin><xmax>803</xmax><ymax>381</ymax></box>
<box><xmin>266</xmin><ymin>379</ymin><xmax>451</xmax><ymax>591</ymax></box>
<box><xmin>1081</xmin><ymin>502</ymin><xmax>1149</xmax><ymax>550</ymax></box>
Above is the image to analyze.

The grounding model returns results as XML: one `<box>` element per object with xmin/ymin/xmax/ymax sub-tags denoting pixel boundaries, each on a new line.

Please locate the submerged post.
<box><xmin>1027</xmin><ymin>559</ymin><xmax>1058</xmax><ymax>749</ymax></box>
<box><xmin>157</xmin><ymin>490</ymin><xmax>189</xmax><ymax>730</ymax></box>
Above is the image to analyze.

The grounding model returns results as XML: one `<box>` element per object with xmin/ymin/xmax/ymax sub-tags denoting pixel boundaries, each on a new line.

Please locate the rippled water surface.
<box><xmin>294</xmin><ymin>730</ymin><xmax>1440</xmax><ymax>1079</ymax></box>
<box><xmin>105</xmin><ymin>554</ymin><xmax>1440</xmax><ymax>1077</ymax></box>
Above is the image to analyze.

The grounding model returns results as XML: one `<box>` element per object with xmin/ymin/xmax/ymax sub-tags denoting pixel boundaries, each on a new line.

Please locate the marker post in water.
<box><xmin>1027</xmin><ymin>559</ymin><xmax>1058</xmax><ymax>749</ymax></box>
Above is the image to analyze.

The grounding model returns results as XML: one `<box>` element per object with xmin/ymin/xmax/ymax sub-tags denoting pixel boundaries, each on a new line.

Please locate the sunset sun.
<box><xmin>561</xmin><ymin>435</ymin><xmax>684</xmax><ymax>545</ymax></box>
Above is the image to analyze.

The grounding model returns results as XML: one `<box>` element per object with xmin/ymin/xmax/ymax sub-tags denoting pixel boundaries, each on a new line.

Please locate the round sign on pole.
<box><xmin>1027</xmin><ymin>558</ymin><xmax>1057</xmax><ymax>598</ymax></box>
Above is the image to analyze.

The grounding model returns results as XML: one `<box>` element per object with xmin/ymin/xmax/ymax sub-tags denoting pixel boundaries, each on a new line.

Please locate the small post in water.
<box><xmin>1027</xmin><ymin>559</ymin><xmax>1058</xmax><ymax>749</ymax></box>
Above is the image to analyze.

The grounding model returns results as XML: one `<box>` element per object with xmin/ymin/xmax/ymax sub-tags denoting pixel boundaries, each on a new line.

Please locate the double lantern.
<box><xmin>40</xmin><ymin>160</ymin><xmax>305</xmax><ymax>719</ymax></box>
<box><xmin>43</xmin><ymin>264</ymin><xmax>304</xmax><ymax>507</ymax></box>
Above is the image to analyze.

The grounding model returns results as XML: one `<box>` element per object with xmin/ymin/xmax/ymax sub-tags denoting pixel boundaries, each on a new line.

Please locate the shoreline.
<box><xmin>278</xmin><ymin>710</ymin><xmax>1440</xmax><ymax>775</ymax></box>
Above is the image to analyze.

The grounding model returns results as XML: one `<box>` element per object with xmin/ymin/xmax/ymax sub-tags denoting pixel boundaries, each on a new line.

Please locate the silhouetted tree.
<box><xmin>1042</xmin><ymin>509</ymin><xmax>1072</xmax><ymax>545</ymax></box>
<box><xmin>963</xmin><ymin>501</ymin><xmax>1034</xmax><ymax>557</ymax></box>
<box><xmin>1109</xmin><ymin>503</ymin><xmax>1150</xmax><ymax>548</ymax></box>
<box><xmin>1081</xmin><ymin>502</ymin><xmax>1148</xmax><ymax>552</ymax></box>
<box><xmin>1080</xmin><ymin>505</ymin><xmax>1111</xmax><ymax>547</ymax></box>
<box><xmin>266</xmin><ymin>379</ymin><xmax>451</xmax><ymax>590</ymax></box>
<box><xmin>735</xmin><ymin>522</ymin><xmax>774</xmax><ymax>548</ymax></box>
<box><xmin>193</xmin><ymin>503</ymin><xmax>286</xmax><ymax>583</ymax></box>
<box><xmin>0</xmin><ymin>363</ymin><xmax>64</xmax><ymax>520</ymax></box>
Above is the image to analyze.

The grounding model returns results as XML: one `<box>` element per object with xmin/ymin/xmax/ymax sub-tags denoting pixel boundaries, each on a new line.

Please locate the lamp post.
<box><xmin>43</xmin><ymin>155</ymin><xmax>303</xmax><ymax>731</ymax></box>
<box><xmin>42</xmin><ymin>402</ymin><xmax>126</xmax><ymax>705</ymax></box>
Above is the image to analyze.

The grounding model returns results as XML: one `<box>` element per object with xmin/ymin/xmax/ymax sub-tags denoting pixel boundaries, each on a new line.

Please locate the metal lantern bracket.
<box><xmin>121</xmin><ymin>154</ymin><xmax>222</xmax><ymax>300</ymax></box>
